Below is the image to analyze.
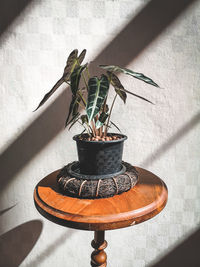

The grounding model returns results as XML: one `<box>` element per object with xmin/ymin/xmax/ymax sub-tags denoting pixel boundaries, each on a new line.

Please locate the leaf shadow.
<box><xmin>0</xmin><ymin>0</ymin><xmax>196</xmax><ymax>196</ymax></box>
<box><xmin>0</xmin><ymin>220</ymin><xmax>43</xmax><ymax>267</ymax></box>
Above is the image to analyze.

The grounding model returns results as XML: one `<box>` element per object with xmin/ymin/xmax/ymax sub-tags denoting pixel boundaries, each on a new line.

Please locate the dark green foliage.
<box><xmin>70</xmin><ymin>64</ymin><xmax>88</xmax><ymax>95</ymax></box>
<box><xmin>35</xmin><ymin>49</ymin><xmax>160</xmax><ymax>136</ymax></box>
<box><xmin>96</xmin><ymin>112</ymin><xmax>108</xmax><ymax>129</ymax></box>
<box><xmin>86</xmin><ymin>75</ymin><xmax>109</xmax><ymax>122</ymax></box>
<box><xmin>100</xmin><ymin>65</ymin><xmax>159</xmax><ymax>87</ymax></box>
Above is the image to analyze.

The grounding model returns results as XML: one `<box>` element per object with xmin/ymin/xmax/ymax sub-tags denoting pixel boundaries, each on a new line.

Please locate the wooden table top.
<box><xmin>34</xmin><ymin>167</ymin><xmax>168</xmax><ymax>231</ymax></box>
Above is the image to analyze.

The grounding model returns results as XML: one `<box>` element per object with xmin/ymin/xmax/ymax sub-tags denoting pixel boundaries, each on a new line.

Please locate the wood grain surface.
<box><xmin>34</xmin><ymin>167</ymin><xmax>168</xmax><ymax>231</ymax></box>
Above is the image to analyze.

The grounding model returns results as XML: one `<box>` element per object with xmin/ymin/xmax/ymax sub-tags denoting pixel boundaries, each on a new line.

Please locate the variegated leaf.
<box><xmin>70</xmin><ymin>64</ymin><xmax>88</xmax><ymax>95</ymax></box>
<box><xmin>66</xmin><ymin>49</ymin><xmax>78</xmax><ymax>66</ymax></box>
<box><xmin>63</xmin><ymin>49</ymin><xmax>81</xmax><ymax>82</ymax></box>
<box><xmin>35</xmin><ymin>49</ymin><xmax>79</xmax><ymax>111</ymax></box>
<box><xmin>120</xmin><ymin>87</ymin><xmax>153</xmax><ymax>104</ymax></box>
<box><xmin>100</xmin><ymin>65</ymin><xmax>159</xmax><ymax>87</ymax></box>
<box><xmin>34</xmin><ymin>77</ymin><xmax>64</xmax><ymax>111</ymax></box>
<box><xmin>65</xmin><ymin>96</ymin><xmax>81</xmax><ymax>127</ymax></box>
<box><xmin>107</xmin><ymin>72</ymin><xmax>127</xmax><ymax>103</ymax></box>
<box><xmin>86</xmin><ymin>75</ymin><xmax>109</xmax><ymax>122</ymax></box>
<box><xmin>63</xmin><ymin>49</ymin><xmax>78</xmax><ymax>75</ymax></box>
<box><xmin>96</xmin><ymin>112</ymin><xmax>108</xmax><ymax>129</ymax></box>
<box><xmin>107</xmin><ymin>71</ymin><xmax>153</xmax><ymax>104</ymax></box>
<box><xmin>78</xmin><ymin>49</ymin><xmax>86</xmax><ymax>65</ymax></box>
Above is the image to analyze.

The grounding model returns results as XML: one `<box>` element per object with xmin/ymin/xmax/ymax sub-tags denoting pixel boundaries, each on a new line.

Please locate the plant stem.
<box><xmin>95</xmin><ymin>114</ymin><xmax>100</xmax><ymax>136</ymax></box>
<box><xmin>104</xmin><ymin>93</ymin><xmax>117</xmax><ymax>136</ymax></box>
<box><xmin>82</xmin><ymin>70</ymin><xmax>89</xmax><ymax>91</ymax></box>
<box><xmin>78</xmin><ymin>121</ymin><xmax>91</xmax><ymax>136</ymax></box>
<box><xmin>103</xmin><ymin>96</ymin><xmax>107</xmax><ymax>113</ymax></box>
<box><xmin>91</xmin><ymin>120</ymin><xmax>96</xmax><ymax>137</ymax></box>
<box><xmin>85</xmin><ymin>122</ymin><xmax>92</xmax><ymax>136</ymax></box>
<box><xmin>102</xmin><ymin>96</ymin><xmax>108</xmax><ymax>137</ymax></box>
<box><xmin>78</xmin><ymin>101</ymin><xmax>85</xmax><ymax>109</ymax></box>
<box><xmin>78</xmin><ymin>90</ymin><xmax>86</xmax><ymax>106</ymax></box>
<box><xmin>87</xmin><ymin>123</ymin><xmax>93</xmax><ymax>136</ymax></box>
<box><xmin>99</xmin><ymin>126</ymin><xmax>103</xmax><ymax>137</ymax></box>
<box><xmin>86</xmin><ymin>66</ymin><xmax>90</xmax><ymax>80</ymax></box>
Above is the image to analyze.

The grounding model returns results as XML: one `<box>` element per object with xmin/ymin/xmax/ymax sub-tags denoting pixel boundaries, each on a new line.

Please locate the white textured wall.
<box><xmin>0</xmin><ymin>0</ymin><xmax>200</xmax><ymax>266</ymax></box>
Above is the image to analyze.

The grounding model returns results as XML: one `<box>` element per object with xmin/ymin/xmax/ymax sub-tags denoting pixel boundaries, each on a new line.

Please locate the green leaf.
<box><xmin>34</xmin><ymin>49</ymin><xmax>86</xmax><ymax>112</ymax></box>
<box><xmin>110</xmin><ymin>121</ymin><xmax>121</xmax><ymax>133</ymax></box>
<box><xmin>107</xmin><ymin>72</ymin><xmax>127</xmax><ymax>103</ymax></box>
<box><xmin>65</xmin><ymin>96</ymin><xmax>81</xmax><ymax>127</ymax></box>
<box><xmin>100</xmin><ymin>65</ymin><xmax>159</xmax><ymax>87</ymax></box>
<box><xmin>63</xmin><ymin>49</ymin><xmax>87</xmax><ymax>82</ymax></box>
<box><xmin>78</xmin><ymin>49</ymin><xmax>86</xmax><ymax>65</ymax></box>
<box><xmin>96</xmin><ymin>112</ymin><xmax>108</xmax><ymax>129</ymax></box>
<box><xmin>86</xmin><ymin>75</ymin><xmax>109</xmax><ymax>122</ymax></box>
<box><xmin>70</xmin><ymin>64</ymin><xmax>88</xmax><ymax>95</ymax></box>
<box><xmin>66</xmin><ymin>49</ymin><xmax>78</xmax><ymax>67</ymax></box>
<box><xmin>34</xmin><ymin>49</ymin><xmax>79</xmax><ymax>111</ymax></box>
<box><xmin>120</xmin><ymin>87</ymin><xmax>153</xmax><ymax>104</ymax></box>
<box><xmin>80</xmin><ymin>114</ymin><xmax>88</xmax><ymax>125</ymax></box>
<box><xmin>62</xmin><ymin>49</ymin><xmax>79</xmax><ymax>82</ymax></box>
<box><xmin>115</xmin><ymin>88</ymin><xmax>127</xmax><ymax>103</ymax></box>
<box><xmin>63</xmin><ymin>49</ymin><xmax>78</xmax><ymax>75</ymax></box>
<box><xmin>100</xmin><ymin>104</ymin><xmax>109</xmax><ymax>113</ymax></box>
<box><xmin>68</xmin><ymin>114</ymin><xmax>81</xmax><ymax>130</ymax></box>
<box><xmin>107</xmin><ymin>71</ymin><xmax>153</xmax><ymax>104</ymax></box>
<box><xmin>34</xmin><ymin>77</ymin><xmax>64</xmax><ymax>111</ymax></box>
<box><xmin>66</xmin><ymin>112</ymin><xmax>80</xmax><ymax>128</ymax></box>
<box><xmin>80</xmin><ymin>128</ymin><xmax>86</xmax><ymax>135</ymax></box>
<box><xmin>72</xmin><ymin>96</ymin><xmax>81</xmax><ymax>116</ymax></box>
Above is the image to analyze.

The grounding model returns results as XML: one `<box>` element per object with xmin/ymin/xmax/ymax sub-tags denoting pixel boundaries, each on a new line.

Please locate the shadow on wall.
<box><xmin>151</xmin><ymin>227</ymin><xmax>200</xmax><ymax>267</ymax></box>
<box><xmin>0</xmin><ymin>220</ymin><xmax>43</xmax><ymax>267</ymax></box>
<box><xmin>93</xmin><ymin>0</ymin><xmax>197</xmax><ymax>67</ymax></box>
<box><xmin>0</xmin><ymin>0</ymin><xmax>198</xmax><ymax>265</ymax></box>
<box><xmin>0</xmin><ymin>0</ymin><xmax>196</xmax><ymax>195</ymax></box>
<box><xmin>0</xmin><ymin>204</ymin><xmax>16</xmax><ymax>217</ymax></box>
<box><xmin>141</xmin><ymin>111</ymin><xmax>200</xmax><ymax>168</ymax></box>
<box><xmin>28</xmin><ymin>229</ymin><xmax>75</xmax><ymax>267</ymax></box>
<box><xmin>0</xmin><ymin>88</ymin><xmax>71</xmax><ymax>194</ymax></box>
<box><xmin>0</xmin><ymin>0</ymin><xmax>34</xmax><ymax>36</ymax></box>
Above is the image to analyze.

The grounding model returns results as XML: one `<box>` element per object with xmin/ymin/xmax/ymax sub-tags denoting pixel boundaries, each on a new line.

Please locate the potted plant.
<box><xmin>35</xmin><ymin>49</ymin><xmax>159</xmax><ymax>198</ymax></box>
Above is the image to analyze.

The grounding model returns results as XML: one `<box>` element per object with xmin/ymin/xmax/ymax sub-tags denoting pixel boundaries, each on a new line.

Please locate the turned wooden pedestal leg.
<box><xmin>91</xmin><ymin>231</ymin><xmax>107</xmax><ymax>267</ymax></box>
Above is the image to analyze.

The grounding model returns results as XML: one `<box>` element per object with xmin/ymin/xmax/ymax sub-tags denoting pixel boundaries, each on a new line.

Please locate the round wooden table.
<box><xmin>34</xmin><ymin>166</ymin><xmax>168</xmax><ymax>267</ymax></box>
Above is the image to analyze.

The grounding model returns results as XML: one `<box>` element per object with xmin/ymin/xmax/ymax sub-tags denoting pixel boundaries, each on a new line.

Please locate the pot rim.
<box><xmin>67</xmin><ymin>161</ymin><xmax>127</xmax><ymax>180</ymax></box>
<box><xmin>73</xmin><ymin>133</ymin><xmax>127</xmax><ymax>143</ymax></box>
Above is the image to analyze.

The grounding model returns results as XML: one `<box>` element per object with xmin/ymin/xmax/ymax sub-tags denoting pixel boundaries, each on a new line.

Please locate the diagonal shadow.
<box><xmin>141</xmin><ymin>111</ymin><xmax>200</xmax><ymax>167</ymax></box>
<box><xmin>0</xmin><ymin>204</ymin><xmax>17</xmax><ymax>216</ymax></box>
<box><xmin>28</xmin><ymin>229</ymin><xmax>74</xmax><ymax>267</ymax></box>
<box><xmin>150</xmin><ymin>227</ymin><xmax>200</xmax><ymax>267</ymax></box>
<box><xmin>0</xmin><ymin>0</ymin><xmax>197</xmax><ymax>194</ymax></box>
<box><xmin>93</xmin><ymin>0</ymin><xmax>197</xmax><ymax>67</ymax></box>
<box><xmin>0</xmin><ymin>89</ymin><xmax>71</xmax><ymax>193</ymax></box>
<box><xmin>0</xmin><ymin>220</ymin><xmax>43</xmax><ymax>267</ymax></box>
<box><xmin>0</xmin><ymin>0</ymin><xmax>34</xmax><ymax>36</ymax></box>
<box><xmin>0</xmin><ymin>1</ymin><xmax>199</xmax><ymax>266</ymax></box>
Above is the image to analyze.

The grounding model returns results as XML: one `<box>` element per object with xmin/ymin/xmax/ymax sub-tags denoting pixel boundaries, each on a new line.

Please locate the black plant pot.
<box><xmin>73</xmin><ymin>133</ymin><xmax>127</xmax><ymax>176</ymax></box>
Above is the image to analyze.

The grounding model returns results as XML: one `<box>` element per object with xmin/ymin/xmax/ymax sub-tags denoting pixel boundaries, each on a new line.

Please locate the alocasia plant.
<box><xmin>35</xmin><ymin>49</ymin><xmax>159</xmax><ymax>139</ymax></box>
